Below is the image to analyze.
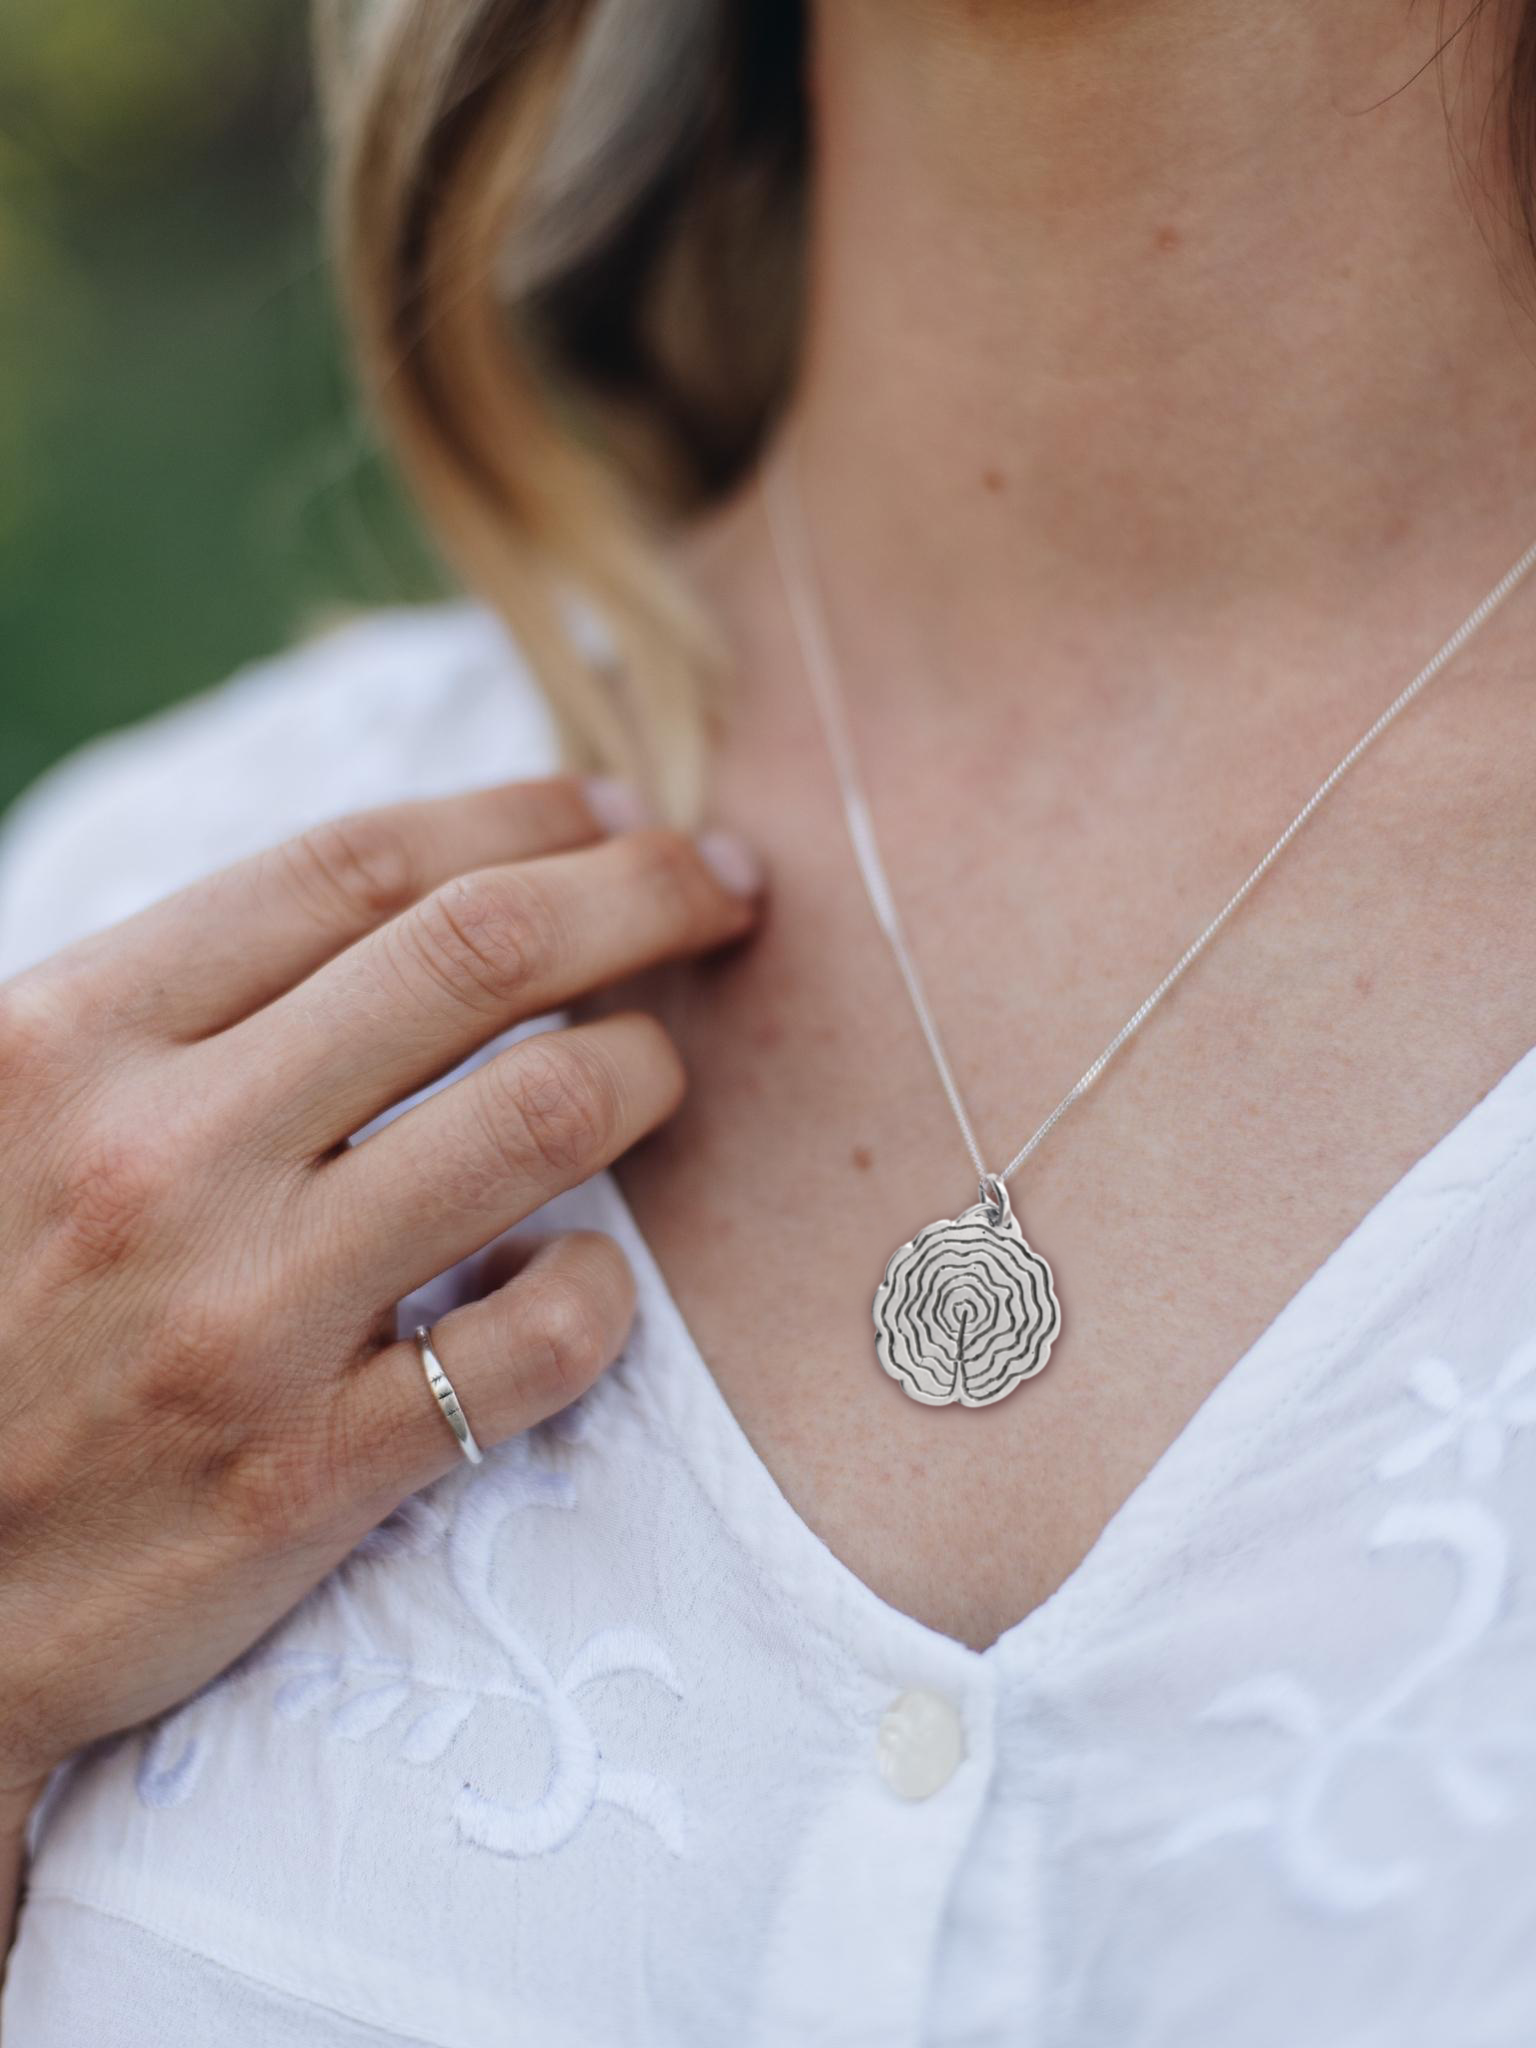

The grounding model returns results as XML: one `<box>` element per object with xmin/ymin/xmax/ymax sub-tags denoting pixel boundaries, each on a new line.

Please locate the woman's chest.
<box><xmin>615</xmin><ymin>749</ymin><xmax>1536</xmax><ymax>1648</ymax></box>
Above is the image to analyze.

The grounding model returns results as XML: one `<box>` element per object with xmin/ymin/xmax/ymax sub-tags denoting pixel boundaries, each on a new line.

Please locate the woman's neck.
<box><xmin>781</xmin><ymin>0</ymin><xmax>1536</xmax><ymax>700</ymax></box>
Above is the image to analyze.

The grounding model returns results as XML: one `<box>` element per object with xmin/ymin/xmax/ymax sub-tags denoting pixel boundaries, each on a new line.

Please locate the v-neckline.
<box><xmin>582</xmin><ymin>1039</ymin><xmax>1536</xmax><ymax>1689</ymax></box>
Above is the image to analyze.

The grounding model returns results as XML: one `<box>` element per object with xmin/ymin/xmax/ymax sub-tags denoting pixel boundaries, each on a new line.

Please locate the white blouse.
<box><xmin>2</xmin><ymin>607</ymin><xmax>1535</xmax><ymax>2048</ymax></box>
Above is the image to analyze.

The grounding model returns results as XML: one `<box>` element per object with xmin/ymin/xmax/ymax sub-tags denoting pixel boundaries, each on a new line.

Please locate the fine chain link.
<box><xmin>762</xmin><ymin>451</ymin><xmax>1536</xmax><ymax>1193</ymax></box>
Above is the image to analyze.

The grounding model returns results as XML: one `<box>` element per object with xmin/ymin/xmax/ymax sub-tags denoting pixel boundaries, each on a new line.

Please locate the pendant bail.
<box><xmin>978</xmin><ymin>1172</ymin><xmax>1010</xmax><ymax>1226</ymax></box>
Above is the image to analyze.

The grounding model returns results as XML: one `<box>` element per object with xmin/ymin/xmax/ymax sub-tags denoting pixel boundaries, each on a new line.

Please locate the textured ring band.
<box><xmin>413</xmin><ymin>1324</ymin><xmax>484</xmax><ymax>1466</ymax></box>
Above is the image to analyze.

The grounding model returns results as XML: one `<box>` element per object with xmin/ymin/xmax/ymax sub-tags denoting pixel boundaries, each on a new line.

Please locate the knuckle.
<box><xmin>98</xmin><ymin>1300</ymin><xmax>264</xmax><ymax>1498</ymax></box>
<box><xmin>287</xmin><ymin>812</ymin><xmax>417</xmax><ymax>925</ymax></box>
<box><xmin>517</xmin><ymin>1277</ymin><xmax>610</xmax><ymax>1403</ymax></box>
<box><xmin>115</xmin><ymin>1297</ymin><xmax>331</xmax><ymax>1548</ymax></box>
<box><xmin>408</xmin><ymin>873</ymin><xmax>561</xmax><ymax>1010</ymax></box>
<box><xmin>130</xmin><ymin>1293</ymin><xmax>253</xmax><ymax>1413</ymax></box>
<box><xmin>49</xmin><ymin>1123</ymin><xmax>180</xmax><ymax>1275</ymax></box>
<box><xmin>569</xmin><ymin>1233</ymin><xmax>637</xmax><ymax>1331</ymax></box>
<box><xmin>499</xmin><ymin>1036</ymin><xmax>621</xmax><ymax>1176</ymax></box>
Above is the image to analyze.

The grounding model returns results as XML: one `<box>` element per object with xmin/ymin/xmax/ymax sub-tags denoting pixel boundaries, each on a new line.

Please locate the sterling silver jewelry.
<box><xmin>763</xmin><ymin>450</ymin><xmax>1536</xmax><ymax>1408</ymax></box>
<box><xmin>414</xmin><ymin>1323</ymin><xmax>484</xmax><ymax>1465</ymax></box>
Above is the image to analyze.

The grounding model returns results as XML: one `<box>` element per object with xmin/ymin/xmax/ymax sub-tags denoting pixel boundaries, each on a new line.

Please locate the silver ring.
<box><xmin>413</xmin><ymin>1324</ymin><xmax>484</xmax><ymax>1466</ymax></box>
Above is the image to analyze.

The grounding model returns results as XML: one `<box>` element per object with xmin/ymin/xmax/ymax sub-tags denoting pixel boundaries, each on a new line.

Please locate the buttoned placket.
<box><xmin>749</xmin><ymin>1648</ymin><xmax>1002</xmax><ymax>2047</ymax></box>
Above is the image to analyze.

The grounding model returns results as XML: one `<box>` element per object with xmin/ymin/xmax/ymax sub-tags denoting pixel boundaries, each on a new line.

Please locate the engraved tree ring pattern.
<box><xmin>873</xmin><ymin>1189</ymin><xmax>1061</xmax><ymax>1406</ymax></box>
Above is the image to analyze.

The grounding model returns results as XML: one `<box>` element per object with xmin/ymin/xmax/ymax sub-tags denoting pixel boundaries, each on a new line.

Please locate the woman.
<box><xmin>4</xmin><ymin>1</ymin><xmax>1536</xmax><ymax>2040</ymax></box>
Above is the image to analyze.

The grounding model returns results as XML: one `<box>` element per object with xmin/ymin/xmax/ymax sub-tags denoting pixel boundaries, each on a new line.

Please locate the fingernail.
<box><xmin>583</xmin><ymin>775</ymin><xmax>653</xmax><ymax>835</ymax></box>
<box><xmin>696</xmin><ymin>828</ymin><xmax>764</xmax><ymax>897</ymax></box>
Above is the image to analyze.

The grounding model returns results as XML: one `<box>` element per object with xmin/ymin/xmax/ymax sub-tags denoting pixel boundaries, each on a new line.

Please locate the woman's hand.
<box><xmin>0</xmin><ymin>777</ymin><xmax>760</xmax><ymax>1820</ymax></box>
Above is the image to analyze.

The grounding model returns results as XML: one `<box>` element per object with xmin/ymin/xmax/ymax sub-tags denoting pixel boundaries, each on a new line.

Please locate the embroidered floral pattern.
<box><xmin>1151</xmin><ymin>1499</ymin><xmax>1529</xmax><ymax>1911</ymax></box>
<box><xmin>1376</xmin><ymin>1342</ymin><xmax>1536</xmax><ymax>1484</ymax></box>
<box><xmin>1154</xmin><ymin>1335</ymin><xmax>1536</xmax><ymax>1914</ymax></box>
<box><xmin>136</xmin><ymin>1430</ymin><xmax>686</xmax><ymax>1856</ymax></box>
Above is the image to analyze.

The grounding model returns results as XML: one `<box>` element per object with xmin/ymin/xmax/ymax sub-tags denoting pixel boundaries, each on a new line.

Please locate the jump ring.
<box><xmin>414</xmin><ymin>1324</ymin><xmax>484</xmax><ymax>1466</ymax></box>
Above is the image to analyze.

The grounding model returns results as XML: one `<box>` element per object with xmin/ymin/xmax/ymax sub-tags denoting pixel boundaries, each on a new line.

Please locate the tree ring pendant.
<box><xmin>873</xmin><ymin>1178</ymin><xmax>1061</xmax><ymax>1406</ymax></box>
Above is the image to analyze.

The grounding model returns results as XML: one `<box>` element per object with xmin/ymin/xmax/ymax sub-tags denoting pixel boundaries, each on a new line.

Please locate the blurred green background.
<box><xmin>0</xmin><ymin>0</ymin><xmax>438</xmax><ymax>817</ymax></box>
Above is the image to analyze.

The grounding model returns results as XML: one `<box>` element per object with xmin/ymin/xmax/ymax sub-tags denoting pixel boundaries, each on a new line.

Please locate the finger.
<box><xmin>320</xmin><ymin>1011</ymin><xmax>685</xmax><ymax>1300</ymax></box>
<box><xmin>60</xmin><ymin>777</ymin><xmax>620</xmax><ymax>1039</ymax></box>
<box><xmin>243</xmin><ymin>826</ymin><xmax>757</xmax><ymax>1151</ymax></box>
<box><xmin>338</xmin><ymin>1231</ymin><xmax>636</xmax><ymax>1502</ymax></box>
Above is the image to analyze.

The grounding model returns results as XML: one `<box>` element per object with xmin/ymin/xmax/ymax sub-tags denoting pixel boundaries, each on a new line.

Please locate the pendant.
<box><xmin>873</xmin><ymin>1177</ymin><xmax>1060</xmax><ymax>1407</ymax></box>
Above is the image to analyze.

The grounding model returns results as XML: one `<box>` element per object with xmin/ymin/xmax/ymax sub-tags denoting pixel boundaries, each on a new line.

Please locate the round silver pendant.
<box><xmin>873</xmin><ymin>1180</ymin><xmax>1061</xmax><ymax>1407</ymax></box>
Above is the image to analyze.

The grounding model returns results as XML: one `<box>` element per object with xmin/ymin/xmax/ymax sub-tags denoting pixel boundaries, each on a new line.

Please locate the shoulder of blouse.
<box><xmin>0</xmin><ymin>602</ymin><xmax>561</xmax><ymax>981</ymax></box>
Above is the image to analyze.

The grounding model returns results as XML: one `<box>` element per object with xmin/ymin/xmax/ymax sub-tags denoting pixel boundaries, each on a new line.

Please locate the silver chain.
<box><xmin>762</xmin><ymin>448</ymin><xmax>1536</xmax><ymax>1193</ymax></box>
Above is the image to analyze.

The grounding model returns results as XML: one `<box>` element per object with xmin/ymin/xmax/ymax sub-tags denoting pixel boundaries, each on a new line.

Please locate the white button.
<box><xmin>876</xmin><ymin>1689</ymin><xmax>966</xmax><ymax>1800</ymax></box>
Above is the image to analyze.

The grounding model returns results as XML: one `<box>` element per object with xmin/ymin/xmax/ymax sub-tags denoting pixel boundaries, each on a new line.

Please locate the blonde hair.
<box><xmin>313</xmin><ymin>0</ymin><xmax>807</xmax><ymax>821</ymax></box>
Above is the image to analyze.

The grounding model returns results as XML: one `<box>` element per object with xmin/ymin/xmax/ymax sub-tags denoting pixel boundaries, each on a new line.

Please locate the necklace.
<box><xmin>762</xmin><ymin>452</ymin><xmax>1536</xmax><ymax>1409</ymax></box>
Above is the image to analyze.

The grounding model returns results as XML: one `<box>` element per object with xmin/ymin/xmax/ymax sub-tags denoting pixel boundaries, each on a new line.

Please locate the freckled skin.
<box><xmin>622</xmin><ymin>608</ymin><xmax>1536</xmax><ymax>1646</ymax></box>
